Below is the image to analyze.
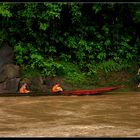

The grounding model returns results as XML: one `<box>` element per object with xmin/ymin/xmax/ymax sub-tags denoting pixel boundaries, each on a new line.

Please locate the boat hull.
<box><xmin>0</xmin><ymin>86</ymin><xmax>122</xmax><ymax>97</ymax></box>
<box><xmin>54</xmin><ymin>86</ymin><xmax>122</xmax><ymax>95</ymax></box>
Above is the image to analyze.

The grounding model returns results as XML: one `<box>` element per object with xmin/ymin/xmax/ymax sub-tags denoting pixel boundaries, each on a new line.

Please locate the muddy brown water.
<box><xmin>0</xmin><ymin>91</ymin><xmax>140</xmax><ymax>137</ymax></box>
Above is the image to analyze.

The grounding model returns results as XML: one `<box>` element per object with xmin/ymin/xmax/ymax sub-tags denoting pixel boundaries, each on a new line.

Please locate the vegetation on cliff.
<box><xmin>0</xmin><ymin>3</ymin><xmax>140</xmax><ymax>88</ymax></box>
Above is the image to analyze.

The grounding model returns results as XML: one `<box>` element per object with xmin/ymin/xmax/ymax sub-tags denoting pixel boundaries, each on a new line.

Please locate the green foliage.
<box><xmin>65</xmin><ymin>71</ymin><xmax>86</xmax><ymax>86</ymax></box>
<box><xmin>60</xmin><ymin>53</ymin><xmax>71</xmax><ymax>62</ymax></box>
<box><xmin>43</xmin><ymin>3</ymin><xmax>62</xmax><ymax>19</ymax></box>
<box><xmin>29</xmin><ymin>54</ymin><xmax>64</xmax><ymax>77</ymax></box>
<box><xmin>70</xmin><ymin>3</ymin><xmax>82</xmax><ymax>23</ymax></box>
<box><xmin>14</xmin><ymin>42</ymin><xmax>27</xmax><ymax>65</ymax></box>
<box><xmin>41</xmin><ymin>59</ymin><xmax>64</xmax><ymax>77</ymax></box>
<box><xmin>129</xmin><ymin>4</ymin><xmax>140</xmax><ymax>23</ymax></box>
<box><xmin>39</xmin><ymin>23</ymin><xmax>49</xmax><ymax>31</ymax></box>
<box><xmin>97</xmin><ymin>60</ymin><xmax>130</xmax><ymax>74</ymax></box>
<box><xmin>92</xmin><ymin>4</ymin><xmax>102</xmax><ymax>14</ymax></box>
<box><xmin>61</xmin><ymin>62</ymin><xmax>86</xmax><ymax>85</ymax></box>
<box><xmin>20</xmin><ymin>3</ymin><xmax>37</xmax><ymax>18</ymax></box>
<box><xmin>0</xmin><ymin>3</ymin><xmax>12</xmax><ymax>17</ymax></box>
<box><xmin>20</xmin><ymin>66</ymin><xmax>42</xmax><ymax>78</ymax></box>
<box><xmin>86</xmin><ymin>60</ymin><xmax>130</xmax><ymax>77</ymax></box>
<box><xmin>0</xmin><ymin>3</ymin><xmax>139</xmax><ymax>80</ymax></box>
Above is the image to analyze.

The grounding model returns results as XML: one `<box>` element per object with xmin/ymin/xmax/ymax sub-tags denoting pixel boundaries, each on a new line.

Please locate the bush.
<box><xmin>61</xmin><ymin>62</ymin><xmax>86</xmax><ymax>86</ymax></box>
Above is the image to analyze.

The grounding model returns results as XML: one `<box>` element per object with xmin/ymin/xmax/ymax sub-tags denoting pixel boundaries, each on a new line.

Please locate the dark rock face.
<box><xmin>0</xmin><ymin>43</ymin><xmax>14</xmax><ymax>67</ymax></box>
<box><xmin>0</xmin><ymin>44</ymin><xmax>20</xmax><ymax>93</ymax></box>
<box><xmin>0</xmin><ymin>64</ymin><xmax>20</xmax><ymax>82</ymax></box>
<box><xmin>5</xmin><ymin>78</ymin><xmax>20</xmax><ymax>92</ymax></box>
<box><xmin>30</xmin><ymin>77</ymin><xmax>44</xmax><ymax>91</ymax></box>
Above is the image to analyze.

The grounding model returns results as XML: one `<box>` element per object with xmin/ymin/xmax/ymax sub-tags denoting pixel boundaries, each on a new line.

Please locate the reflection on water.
<box><xmin>0</xmin><ymin>92</ymin><xmax>140</xmax><ymax>137</ymax></box>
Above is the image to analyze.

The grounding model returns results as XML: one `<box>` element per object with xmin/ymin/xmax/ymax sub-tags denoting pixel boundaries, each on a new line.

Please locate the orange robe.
<box><xmin>19</xmin><ymin>86</ymin><xmax>30</xmax><ymax>94</ymax></box>
<box><xmin>51</xmin><ymin>84</ymin><xmax>63</xmax><ymax>93</ymax></box>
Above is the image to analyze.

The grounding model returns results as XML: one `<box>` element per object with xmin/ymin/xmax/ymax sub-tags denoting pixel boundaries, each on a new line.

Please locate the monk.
<box><xmin>51</xmin><ymin>83</ymin><xmax>63</xmax><ymax>93</ymax></box>
<box><xmin>19</xmin><ymin>83</ymin><xmax>30</xmax><ymax>93</ymax></box>
<box><xmin>137</xmin><ymin>68</ymin><xmax>140</xmax><ymax>87</ymax></box>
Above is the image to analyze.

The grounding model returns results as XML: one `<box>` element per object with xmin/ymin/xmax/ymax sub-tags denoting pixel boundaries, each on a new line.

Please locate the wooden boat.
<box><xmin>60</xmin><ymin>86</ymin><xmax>122</xmax><ymax>95</ymax></box>
<box><xmin>0</xmin><ymin>86</ymin><xmax>122</xmax><ymax>97</ymax></box>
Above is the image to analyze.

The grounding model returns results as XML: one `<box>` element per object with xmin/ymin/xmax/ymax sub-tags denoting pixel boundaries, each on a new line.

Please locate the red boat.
<box><xmin>61</xmin><ymin>86</ymin><xmax>122</xmax><ymax>95</ymax></box>
<box><xmin>0</xmin><ymin>86</ymin><xmax>123</xmax><ymax>97</ymax></box>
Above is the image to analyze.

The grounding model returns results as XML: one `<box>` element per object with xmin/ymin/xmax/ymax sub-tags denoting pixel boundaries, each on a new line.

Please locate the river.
<box><xmin>0</xmin><ymin>92</ymin><xmax>140</xmax><ymax>137</ymax></box>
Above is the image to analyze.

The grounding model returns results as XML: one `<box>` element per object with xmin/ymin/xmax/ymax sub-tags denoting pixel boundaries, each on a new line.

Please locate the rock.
<box><xmin>0</xmin><ymin>64</ymin><xmax>20</xmax><ymax>83</ymax></box>
<box><xmin>5</xmin><ymin>78</ymin><xmax>20</xmax><ymax>92</ymax></box>
<box><xmin>3</xmin><ymin>64</ymin><xmax>20</xmax><ymax>79</ymax></box>
<box><xmin>0</xmin><ymin>72</ymin><xmax>7</xmax><ymax>83</ymax></box>
<box><xmin>0</xmin><ymin>43</ymin><xmax>21</xmax><ymax>93</ymax></box>
<box><xmin>0</xmin><ymin>82</ymin><xmax>6</xmax><ymax>92</ymax></box>
<box><xmin>30</xmin><ymin>77</ymin><xmax>44</xmax><ymax>91</ymax></box>
<box><xmin>0</xmin><ymin>43</ymin><xmax>14</xmax><ymax>66</ymax></box>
